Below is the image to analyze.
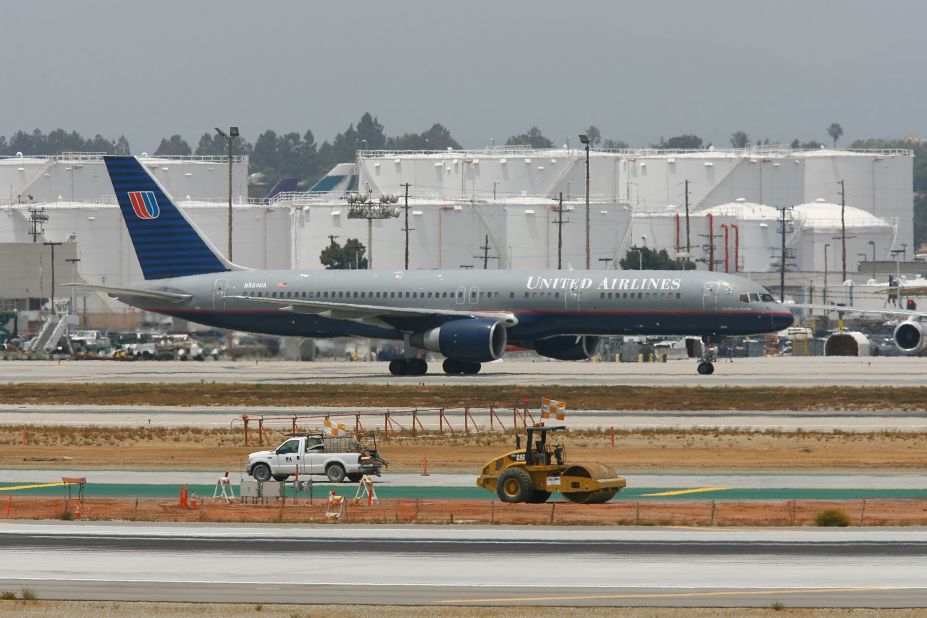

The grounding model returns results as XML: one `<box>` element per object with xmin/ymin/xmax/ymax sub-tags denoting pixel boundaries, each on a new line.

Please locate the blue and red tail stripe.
<box><xmin>105</xmin><ymin>156</ymin><xmax>230</xmax><ymax>280</ymax></box>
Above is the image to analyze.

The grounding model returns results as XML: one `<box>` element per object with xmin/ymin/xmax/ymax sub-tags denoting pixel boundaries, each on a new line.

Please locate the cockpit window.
<box><xmin>760</xmin><ymin>293</ymin><xmax>775</xmax><ymax>302</ymax></box>
<box><xmin>739</xmin><ymin>293</ymin><xmax>750</xmax><ymax>303</ymax></box>
<box><xmin>749</xmin><ymin>293</ymin><xmax>760</xmax><ymax>302</ymax></box>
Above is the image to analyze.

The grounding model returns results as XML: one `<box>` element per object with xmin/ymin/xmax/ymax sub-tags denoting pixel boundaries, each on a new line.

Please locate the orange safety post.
<box><xmin>421</xmin><ymin>455</ymin><xmax>429</xmax><ymax>477</ymax></box>
<box><xmin>291</xmin><ymin>416</ymin><xmax>297</xmax><ymax>434</ymax></box>
<box><xmin>179</xmin><ymin>484</ymin><xmax>188</xmax><ymax>508</ymax></box>
<box><xmin>242</xmin><ymin>414</ymin><xmax>250</xmax><ymax>446</ymax></box>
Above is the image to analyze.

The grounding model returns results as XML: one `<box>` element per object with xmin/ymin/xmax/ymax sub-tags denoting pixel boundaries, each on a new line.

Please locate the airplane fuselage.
<box><xmin>118</xmin><ymin>268</ymin><xmax>793</xmax><ymax>343</ymax></box>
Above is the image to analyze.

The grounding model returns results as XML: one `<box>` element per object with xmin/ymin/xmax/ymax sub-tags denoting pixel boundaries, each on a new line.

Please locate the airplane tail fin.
<box><xmin>104</xmin><ymin>156</ymin><xmax>242</xmax><ymax>280</ymax></box>
<box><xmin>264</xmin><ymin>177</ymin><xmax>299</xmax><ymax>201</ymax></box>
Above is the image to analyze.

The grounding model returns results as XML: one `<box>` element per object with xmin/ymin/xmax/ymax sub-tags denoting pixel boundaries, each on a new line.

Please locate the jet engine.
<box><xmin>893</xmin><ymin>319</ymin><xmax>927</xmax><ymax>355</ymax></box>
<box><xmin>532</xmin><ymin>335</ymin><xmax>601</xmax><ymax>361</ymax></box>
<box><xmin>409</xmin><ymin>318</ymin><xmax>507</xmax><ymax>363</ymax></box>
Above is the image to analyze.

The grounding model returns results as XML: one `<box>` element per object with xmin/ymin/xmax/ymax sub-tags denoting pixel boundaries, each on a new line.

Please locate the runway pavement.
<box><xmin>1</xmin><ymin>522</ymin><xmax>924</xmax><ymax>607</ymax></box>
<box><xmin>2</xmin><ymin>356</ymin><xmax>927</xmax><ymax>386</ymax></box>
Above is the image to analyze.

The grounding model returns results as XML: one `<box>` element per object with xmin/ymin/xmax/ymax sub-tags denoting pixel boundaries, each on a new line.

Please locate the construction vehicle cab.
<box><xmin>476</xmin><ymin>425</ymin><xmax>626</xmax><ymax>504</ymax></box>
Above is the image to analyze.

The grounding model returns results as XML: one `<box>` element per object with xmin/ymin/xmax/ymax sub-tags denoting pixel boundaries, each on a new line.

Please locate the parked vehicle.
<box><xmin>245</xmin><ymin>433</ymin><xmax>387</xmax><ymax>483</ymax></box>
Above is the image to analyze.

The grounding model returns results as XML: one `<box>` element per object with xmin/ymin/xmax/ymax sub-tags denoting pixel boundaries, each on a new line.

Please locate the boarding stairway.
<box><xmin>27</xmin><ymin>310</ymin><xmax>70</xmax><ymax>354</ymax></box>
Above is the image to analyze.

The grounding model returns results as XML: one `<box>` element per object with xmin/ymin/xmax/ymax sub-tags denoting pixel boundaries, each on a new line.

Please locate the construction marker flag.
<box><xmin>540</xmin><ymin>397</ymin><xmax>566</xmax><ymax>421</ymax></box>
<box><xmin>323</xmin><ymin>418</ymin><xmax>347</xmax><ymax>436</ymax></box>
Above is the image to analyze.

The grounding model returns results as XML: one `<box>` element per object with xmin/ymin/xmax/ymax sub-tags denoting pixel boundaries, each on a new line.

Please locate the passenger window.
<box><xmin>376</xmin><ymin>292</ymin><xmax>381</xmax><ymax>298</ymax></box>
<box><xmin>510</xmin><ymin>292</ymin><xmax>514</xmax><ymax>298</ymax></box>
<box><xmin>524</xmin><ymin>292</ymin><xmax>529</xmax><ymax>298</ymax></box>
<box><xmin>555</xmin><ymin>292</ymin><xmax>559</xmax><ymax>298</ymax></box>
<box><xmin>638</xmin><ymin>293</ymin><xmax>643</xmax><ymax>299</ymax></box>
<box><xmin>676</xmin><ymin>293</ymin><xmax>681</xmax><ymax>299</ymax></box>
<box><xmin>427</xmin><ymin>292</ymin><xmax>432</xmax><ymax>298</ymax></box>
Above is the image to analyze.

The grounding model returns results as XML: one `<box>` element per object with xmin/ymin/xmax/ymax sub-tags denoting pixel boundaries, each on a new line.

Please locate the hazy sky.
<box><xmin>3</xmin><ymin>1</ymin><xmax>925</xmax><ymax>152</ymax></box>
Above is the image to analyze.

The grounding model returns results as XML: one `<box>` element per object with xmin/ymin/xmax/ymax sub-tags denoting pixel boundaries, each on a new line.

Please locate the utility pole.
<box><xmin>474</xmin><ymin>235</ymin><xmax>498</xmax><ymax>269</ymax></box>
<box><xmin>400</xmin><ymin>183</ymin><xmax>412</xmax><ymax>269</ymax></box>
<box><xmin>43</xmin><ymin>241</ymin><xmax>62</xmax><ymax>313</ymax></box>
<box><xmin>552</xmin><ymin>192</ymin><xmax>569</xmax><ymax>269</ymax></box>
<box><xmin>839</xmin><ymin>179</ymin><xmax>847</xmax><ymax>283</ymax></box>
<box><xmin>28</xmin><ymin>207</ymin><xmax>48</xmax><ymax>243</ymax></box>
<box><xmin>215</xmin><ymin>126</ymin><xmax>239</xmax><ymax>261</ymax></box>
<box><xmin>775</xmin><ymin>207</ymin><xmax>795</xmax><ymax>302</ymax></box>
<box><xmin>684</xmin><ymin>179</ymin><xmax>691</xmax><ymax>255</ymax></box>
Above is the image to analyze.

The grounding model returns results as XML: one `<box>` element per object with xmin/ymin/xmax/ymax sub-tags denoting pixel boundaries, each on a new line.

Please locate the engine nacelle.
<box><xmin>533</xmin><ymin>335</ymin><xmax>601</xmax><ymax>361</ymax></box>
<box><xmin>893</xmin><ymin>319</ymin><xmax>927</xmax><ymax>355</ymax></box>
<box><xmin>409</xmin><ymin>318</ymin><xmax>507</xmax><ymax>363</ymax></box>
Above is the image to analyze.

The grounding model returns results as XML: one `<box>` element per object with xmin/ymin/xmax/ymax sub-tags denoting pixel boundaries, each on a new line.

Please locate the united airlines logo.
<box><xmin>128</xmin><ymin>191</ymin><xmax>160</xmax><ymax>220</ymax></box>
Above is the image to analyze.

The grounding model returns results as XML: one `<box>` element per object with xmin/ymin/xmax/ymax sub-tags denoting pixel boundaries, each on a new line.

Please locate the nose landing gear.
<box><xmin>696</xmin><ymin>336</ymin><xmax>718</xmax><ymax>375</ymax></box>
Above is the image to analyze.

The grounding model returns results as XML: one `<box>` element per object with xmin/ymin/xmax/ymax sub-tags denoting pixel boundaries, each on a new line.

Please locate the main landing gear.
<box><xmin>442</xmin><ymin>358</ymin><xmax>481</xmax><ymax>375</ymax></box>
<box><xmin>388</xmin><ymin>358</ymin><xmax>427</xmax><ymax>376</ymax></box>
<box><xmin>696</xmin><ymin>336</ymin><xmax>718</xmax><ymax>375</ymax></box>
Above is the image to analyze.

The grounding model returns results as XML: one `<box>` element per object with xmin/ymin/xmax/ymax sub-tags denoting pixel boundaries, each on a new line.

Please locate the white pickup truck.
<box><xmin>245</xmin><ymin>433</ymin><xmax>386</xmax><ymax>483</ymax></box>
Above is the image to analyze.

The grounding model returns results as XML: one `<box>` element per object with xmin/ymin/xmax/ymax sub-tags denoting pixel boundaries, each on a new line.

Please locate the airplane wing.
<box><xmin>226</xmin><ymin>295</ymin><xmax>519</xmax><ymax>329</ymax></box>
<box><xmin>790</xmin><ymin>303</ymin><xmax>927</xmax><ymax>320</ymax></box>
<box><xmin>63</xmin><ymin>283</ymin><xmax>192</xmax><ymax>304</ymax></box>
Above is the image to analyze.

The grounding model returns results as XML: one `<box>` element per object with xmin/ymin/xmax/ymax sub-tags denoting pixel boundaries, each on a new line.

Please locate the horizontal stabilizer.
<box><xmin>64</xmin><ymin>283</ymin><xmax>191</xmax><ymax>303</ymax></box>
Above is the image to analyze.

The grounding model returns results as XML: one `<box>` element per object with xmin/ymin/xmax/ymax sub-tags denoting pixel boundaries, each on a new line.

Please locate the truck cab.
<box><xmin>246</xmin><ymin>433</ymin><xmax>386</xmax><ymax>483</ymax></box>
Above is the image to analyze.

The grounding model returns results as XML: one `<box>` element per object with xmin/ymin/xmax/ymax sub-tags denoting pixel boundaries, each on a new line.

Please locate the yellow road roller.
<box><xmin>476</xmin><ymin>425</ymin><xmax>626</xmax><ymax>504</ymax></box>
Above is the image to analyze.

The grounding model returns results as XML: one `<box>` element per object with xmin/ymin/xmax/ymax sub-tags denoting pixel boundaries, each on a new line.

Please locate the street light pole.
<box><xmin>215</xmin><ymin>126</ymin><xmax>239</xmax><ymax>261</ymax></box>
<box><xmin>868</xmin><ymin>240</ymin><xmax>876</xmax><ymax>279</ymax></box>
<box><xmin>823</xmin><ymin>243</ymin><xmax>830</xmax><ymax>305</ymax></box>
<box><xmin>579</xmin><ymin>132</ymin><xmax>590</xmax><ymax>270</ymax></box>
<box><xmin>43</xmin><ymin>241</ymin><xmax>62</xmax><ymax>314</ymax></box>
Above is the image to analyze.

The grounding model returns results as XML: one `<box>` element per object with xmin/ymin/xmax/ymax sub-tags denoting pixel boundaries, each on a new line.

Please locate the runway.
<box><xmin>0</xmin><ymin>522</ymin><xmax>924</xmax><ymax>607</ymax></box>
<box><xmin>3</xmin><ymin>356</ymin><xmax>927</xmax><ymax>387</ymax></box>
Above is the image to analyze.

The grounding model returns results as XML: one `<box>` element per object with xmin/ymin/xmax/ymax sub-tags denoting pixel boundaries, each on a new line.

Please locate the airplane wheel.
<box><xmin>443</xmin><ymin>359</ymin><xmax>462</xmax><ymax>375</ymax></box>
<box><xmin>409</xmin><ymin>358</ymin><xmax>428</xmax><ymax>376</ymax></box>
<box><xmin>388</xmin><ymin>359</ymin><xmax>407</xmax><ymax>376</ymax></box>
<box><xmin>461</xmin><ymin>362</ymin><xmax>481</xmax><ymax>375</ymax></box>
<box><xmin>697</xmin><ymin>361</ymin><xmax>714</xmax><ymax>375</ymax></box>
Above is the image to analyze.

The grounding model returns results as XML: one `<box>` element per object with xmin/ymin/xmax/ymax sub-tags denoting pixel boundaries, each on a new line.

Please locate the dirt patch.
<box><xmin>2</xmin><ymin>426</ymin><xmax>926</xmax><ymax>473</ymax></box>
<box><xmin>3</xmin><ymin>383</ymin><xmax>927</xmax><ymax>410</ymax></box>
<box><xmin>4</xmin><ymin>496</ymin><xmax>927</xmax><ymax>527</ymax></box>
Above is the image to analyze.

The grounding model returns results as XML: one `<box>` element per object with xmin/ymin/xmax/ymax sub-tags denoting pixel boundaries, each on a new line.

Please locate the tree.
<box><xmin>506</xmin><ymin>127</ymin><xmax>553</xmax><ymax>148</ymax></box>
<box><xmin>619</xmin><ymin>246</ymin><xmax>694</xmax><ymax>270</ymax></box>
<box><xmin>602</xmin><ymin>138</ymin><xmax>628</xmax><ymax>149</ymax></box>
<box><xmin>356</xmin><ymin>113</ymin><xmax>387</xmax><ymax>150</ymax></box>
<box><xmin>827</xmin><ymin>122</ymin><xmax>843</xmax><ymax>148</ymax></box>
<box><xmin>583</xmin><ymin>126</ymin><xmax>602</xmax><ymax>147</ymax></box>
<box><xmin>320</xmin><ymin>238</ymin><xmax>368</xmax><ymax>269</ymax></box>
<box><xmin>154</xmin><ymin>135</ymin><xmax>192</xmax><ymax>156</ymax></box>
<box><xmin>663</xmin><ymin>134</ymin><xmax>703</xmax><ymax>149</ymax></box>
<box><xmin>386</xmin><ymin>123</ymin><xmax>462</xmax><ymax>151</ymax></box>
<box><xmin>790</xmin><ymin>138</ymin><xmax>800</xmax><ymax>149</ymax></box>
<box><xmin>730</xmin><ymin>131</ymin><xmax>749</xmax><ymax>149</ymax></box>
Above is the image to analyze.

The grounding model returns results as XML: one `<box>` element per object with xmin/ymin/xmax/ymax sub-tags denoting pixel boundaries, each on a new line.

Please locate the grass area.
<box><xmin>2</xmin><ymin>383</ymin><xmax>927</xmax><ymax>410</ymax></box>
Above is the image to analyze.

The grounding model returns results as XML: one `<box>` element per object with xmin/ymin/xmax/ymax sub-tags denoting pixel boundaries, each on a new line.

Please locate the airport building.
<box><xmin>0</xmin><ymin>146</ymin><xmax>916</xmax><ymax>329</ymax></box>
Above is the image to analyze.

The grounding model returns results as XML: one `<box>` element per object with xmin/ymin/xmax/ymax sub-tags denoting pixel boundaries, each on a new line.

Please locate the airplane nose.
<box><xmin>772</xmin><ymin>311</ymin><xmax>794</xmax><ymax>331</ymax></box>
